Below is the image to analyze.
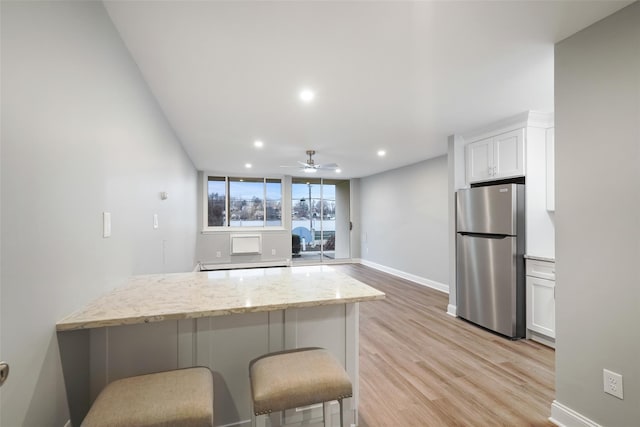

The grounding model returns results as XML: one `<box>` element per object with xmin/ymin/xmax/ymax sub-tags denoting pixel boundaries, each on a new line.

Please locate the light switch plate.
<box><xmin>103</xmin><ymin>212</ymin><xmax>111</xmax><ymax>238</ymax></box>
<box><xmin>153</xmin><ymin>213</ymin><xmax>159</xmax><ymax>229</ymax></box>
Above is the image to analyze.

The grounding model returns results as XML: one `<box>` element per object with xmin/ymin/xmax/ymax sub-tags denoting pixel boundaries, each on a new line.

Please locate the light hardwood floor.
<box><xmin>335</xmin><ymin>264</ymin><xmax>555</xmax><ymax>427</ymax></box>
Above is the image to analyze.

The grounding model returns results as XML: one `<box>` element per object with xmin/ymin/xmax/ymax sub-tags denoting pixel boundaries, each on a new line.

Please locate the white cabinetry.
<box><xmin>465</xmin><ymin>128</ymin><xmax>525</xmax><ymax>184</ymax></box>
<box><xmin>526</xmin><ymin>258</ymin><xmax>555</xmax><ymax>347</ymax></box>
<box><xmin>546</xmin><ymin>127</ymin><xmax>555</xmax><ymax>211</ymax></box>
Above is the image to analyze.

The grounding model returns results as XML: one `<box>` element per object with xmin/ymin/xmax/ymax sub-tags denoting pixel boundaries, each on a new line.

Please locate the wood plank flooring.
<box><xmin>334</xmin><ymin>264</ymin><xmax>555</xmax><ymax>427</ymax></box>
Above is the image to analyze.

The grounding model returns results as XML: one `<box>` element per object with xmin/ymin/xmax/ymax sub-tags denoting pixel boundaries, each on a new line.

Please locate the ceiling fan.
<box><xmin>281</xmin><ymin>150</ymin><xmax>340</xmax><ymax>174</ymax></box>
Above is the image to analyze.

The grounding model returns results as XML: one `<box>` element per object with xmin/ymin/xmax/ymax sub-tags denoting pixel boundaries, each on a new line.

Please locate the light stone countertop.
<box><xmin>56</xmin><ymin>265</ymin><xmax>385</xmax><ymax>331</ymax></box>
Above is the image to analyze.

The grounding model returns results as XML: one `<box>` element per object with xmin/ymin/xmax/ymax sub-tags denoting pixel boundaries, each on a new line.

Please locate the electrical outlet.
<box><xmin>603</xmin><ymin>369</ymin><xmax>623</xmax><ymax>399</ymax></box>
<box><xmin>216</xmin><ymin>251</ymin><xmax>221</xmax><ymax>258</ymax></box>
<box><xmin>271</xmin><ymin>249</ymin><xmax>276</xmax><ymax>255</ymax></box>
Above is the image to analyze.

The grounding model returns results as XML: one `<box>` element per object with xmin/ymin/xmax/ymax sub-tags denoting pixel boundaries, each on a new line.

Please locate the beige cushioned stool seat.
<box><xmin>249</xmin><ymin>347</ymin><xmax>352</xmax><ymax>415</ymax></box>
<box><xmin>82</xmin><ymin>367</ymin><xmax>214</xmax><ymax>427</ymax></box>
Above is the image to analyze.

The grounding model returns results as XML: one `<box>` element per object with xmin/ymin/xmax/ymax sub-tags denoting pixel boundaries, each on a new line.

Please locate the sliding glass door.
<box><xmin>291</xmin><ymin>178</ymin><xmax>350</xmax><ymax>262</ymax></box>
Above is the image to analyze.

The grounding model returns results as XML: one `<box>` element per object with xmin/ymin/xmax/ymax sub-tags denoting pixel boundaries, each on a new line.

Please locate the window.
<box><xmin>291</xmin><ymin>178</ymin><xmax>349</xmax><ymax>262</ymax></box>
<box><xmin>265</xmin><ymin>179</ymin><xmax>282</xmax><ymax>226</ymax></box>
<box><xmin>207</xmin><ymin>177</ymin><xmax>226</xmax><ymax>226</ymax></box>
<box><xmin>205</xmin><ymin>176</ymin><xmax>282</xmax><ymax>228</ymax></box>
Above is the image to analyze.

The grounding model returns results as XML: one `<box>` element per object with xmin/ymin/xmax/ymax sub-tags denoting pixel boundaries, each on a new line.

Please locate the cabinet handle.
<box><xmin>0</xmin><ymin>362</ymin><xmax>8</xmax><ymax>387</ymax></box>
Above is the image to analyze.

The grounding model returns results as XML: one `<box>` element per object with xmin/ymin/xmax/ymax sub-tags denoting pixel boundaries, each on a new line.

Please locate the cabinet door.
<box><xmin>465</xmin><ymin>137</ymin><xmax>493</xmax><ymax>184</ymax></box>
<box><xmin>526</xmin><ymin>276</ymin><xmax>555</xmax><ymax>338</ymax></box>
<box><xmin>526</xmin><ymin>259</ymin><xmax>555</xmax><ymax>281</ymax></box>
<box><xmin>493</xmin><ymin>129</ymin><xmax>525</xmax><ymax>179</ymax></box>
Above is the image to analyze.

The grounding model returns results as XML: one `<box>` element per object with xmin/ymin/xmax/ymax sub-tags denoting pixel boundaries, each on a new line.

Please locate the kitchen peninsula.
<box><xmin>57</xmin><ymin>266</ymin><xmax>385</xmax><ymax>427</ymax></box>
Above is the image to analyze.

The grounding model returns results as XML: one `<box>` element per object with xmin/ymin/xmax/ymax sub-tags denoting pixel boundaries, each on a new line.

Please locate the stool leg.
<box><xmin>338</xmin><ymin>399</ymin><xmax>344</xmax><ymax>427</ymax></box>
<box><xmin>253</xmin><ymin>412</ymin><xmax>267</xmax><ymax>427</ymax></box>
<box><xmin>322</xmin><ymin>401</ymin><xmax>330</xmax><ymax>427</ymax></box>
<box><xmin>268</xmin><ymin>412</ymin><xmax>280</xmax><ymax>427</ymax></box>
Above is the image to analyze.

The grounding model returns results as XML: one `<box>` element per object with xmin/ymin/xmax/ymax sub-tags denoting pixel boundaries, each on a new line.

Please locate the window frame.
<box><xmin>202</xmin><ymin>174</ymin><xmax>284</xmax><ymax>232</ymax></box>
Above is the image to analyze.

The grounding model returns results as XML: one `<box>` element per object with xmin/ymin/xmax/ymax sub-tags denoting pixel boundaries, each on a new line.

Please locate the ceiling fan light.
<box><xmin>303</xmin><ymin>167</ymin><xmax>317</xmax><ymax>173</ymax></box>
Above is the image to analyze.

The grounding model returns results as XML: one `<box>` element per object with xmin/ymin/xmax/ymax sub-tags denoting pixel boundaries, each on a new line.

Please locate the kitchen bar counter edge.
<box><xmin>56</xmin><ymin>265</ymin><xmax>385</xmax><ymax>332</ymax></box>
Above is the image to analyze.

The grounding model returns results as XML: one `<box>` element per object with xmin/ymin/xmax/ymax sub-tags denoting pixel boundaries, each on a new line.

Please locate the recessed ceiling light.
<box><xmin>254</xmin><ymin>140</ymin><xmax>264</xmax><ymax>148</ymax></box>
<box><xmin>299</xmin><ymin>88</ymin><xmax>315</xmax><ymax>103</ymax></box>
<box><xmin>335</xmin><ymin>169</ymin><xmax>342</xmax><ymax>173</ymax></box>
<box><xmin>245</xmin><ymin>163</ymin><xmax>252</xmax><ymax>168</ymax></box>
<box><xmin>377</xmin><ymin>150</ymin><xmax>386</xmax><ymax>157</ymax></box>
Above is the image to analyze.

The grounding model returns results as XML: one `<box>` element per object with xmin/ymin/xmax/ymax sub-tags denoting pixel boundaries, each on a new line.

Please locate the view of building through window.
<box><xmin>207</xmin><ymin>176</ymin><xmax>282</xmax><ymax>227</ymax></box>
<box><xmin>207</xmin><ymin>176</ymin><xmax>348</xmax><ymax>261</ymax></box>
<box><xmin>291</xmin><ymin>179</ymin><xmax>341</xmax><ymax>260</ymax></box>
<box><xmin>207</xmin><ymin>177</ymin><xmax>226</xmax><ymax>226</ymax></box>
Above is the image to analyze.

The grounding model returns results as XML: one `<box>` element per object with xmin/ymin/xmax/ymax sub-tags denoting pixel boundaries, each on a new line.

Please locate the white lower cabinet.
<box><xmin>526</xmin><ymin>259</ymin><xmax>556</xmax><ymax>347</ymax></box>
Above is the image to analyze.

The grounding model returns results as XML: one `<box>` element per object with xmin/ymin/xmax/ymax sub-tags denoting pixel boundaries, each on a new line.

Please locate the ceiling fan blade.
<box><xmin>317</xmin><ymin>163</ymin><xmax>339</xmax><ymax>169</ymax></box>
<box><xmin>281</xmin><ymin>152</ymin><xmax>337</xmax><ymax>171</ymax></box>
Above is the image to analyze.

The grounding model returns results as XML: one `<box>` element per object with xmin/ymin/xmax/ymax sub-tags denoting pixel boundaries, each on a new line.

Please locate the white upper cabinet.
<box><xmin>494</xmin><ymin>129</ymin><xmax>525</xmax><ymax>178</ymax></box>
<box><xmin>465</xmin><ymin>129</ymin><xmax>525</xmax><ymax>185</ymax></box>
<box><xmin>465</xmin><ymin>137</ymin><xmax>493</xmax><ymax>182</ymax></box>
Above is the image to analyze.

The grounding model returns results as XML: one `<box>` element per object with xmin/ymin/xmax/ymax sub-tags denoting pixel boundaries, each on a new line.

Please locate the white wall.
<box><xmin>554</xmin><ymin>2</ymin><xmax>639</xmax><ymax>425</ymax></box>
<box><xmin>0</xmin><ymin>2</ymin><xmax>197</xmax><ymax>425</ymax></box>
<box><xmin>349</xmin><ymin>178</ymin><xmax>362</xmax><ymax>260</ymax></box>
<box><xmin>360</xmin><ymin>156</ymin><xmax>449</xmax><ymax>289</ymax></box>
<box><xmin>334</xmin><ymin>180</ymin><xmax>351</xmax><ymax>259</ymax></box>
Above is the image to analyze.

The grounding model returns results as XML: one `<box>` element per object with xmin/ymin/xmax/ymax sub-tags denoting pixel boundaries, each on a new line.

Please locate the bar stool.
<box><xmin>81</xmin><ymin>366</ymin><xmax>214</xmax><ymax>427</ymax></box>
<box><xmin>249</xmin><ymin>347</ymin><xmax>353</xmax><ymax>427</ymax></box>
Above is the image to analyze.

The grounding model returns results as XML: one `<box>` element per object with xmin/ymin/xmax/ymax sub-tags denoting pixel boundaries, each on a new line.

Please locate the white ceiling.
<box><xmin>104</xmin><ymin>0</ymin><xmax>632</xmax><ymax>179</ymax></box>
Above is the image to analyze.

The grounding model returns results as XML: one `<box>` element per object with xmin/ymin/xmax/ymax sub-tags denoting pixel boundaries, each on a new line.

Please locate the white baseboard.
<box><xmin>447</xmin><ymin>304</ymin><xmax>457</xmax><ymax>317</ymax></box>
<box><xmin>198</xmin><ymin>260</ymin><xmax>290</xmax><ymax>271</ymax></box>
<box><xmin>550</xmin><ymin>400</ymin><xmax>602</xmax><ymax>427</ymax></box>
<box><xmin>293</xmin><ymin>258</ymin><xmax>358</xmax><ymax>267</ymax></box>
<box><xmin>359</xmin><ymin>259</ymin><xmax>449</xmax><ymax>294</ymax></box>
<box><xmin>530</xmin><ymin>330</ymin><xmax>556</xmax><ymax>349</ymax></box>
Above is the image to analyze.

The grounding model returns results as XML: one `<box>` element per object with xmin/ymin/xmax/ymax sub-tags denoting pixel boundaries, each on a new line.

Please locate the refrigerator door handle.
<box><xmin>458</xmin><ymin>232</ymin><xmax>511</xmax><ymax>239</ymax></box>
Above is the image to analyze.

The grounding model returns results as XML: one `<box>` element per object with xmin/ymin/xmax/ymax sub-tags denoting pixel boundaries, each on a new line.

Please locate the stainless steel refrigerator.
<box><xmin>456</xmin><ymin>183</ymin><xmax>525</xmax><ymax>338</ymax></box>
